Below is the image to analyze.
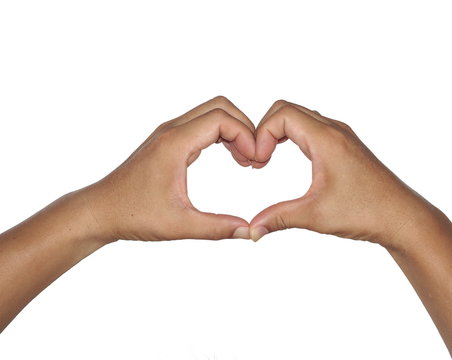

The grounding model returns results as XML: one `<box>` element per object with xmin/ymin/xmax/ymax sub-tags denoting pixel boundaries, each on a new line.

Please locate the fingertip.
<box><xmin>249</xmin><ymin>210</ymin><xmax>265</xmax><ymax>231</ymax></box>
<box><xmin>251</xmin><ymin>159</ymin><xmax>270</xmax><ymax>169</ymax></box>
<box><xmin>250</xmin><ymin>226</ymin><xmax>269</xmax><ymax>242</ymax></box>
<box><xmin>232</xmin><ymin>226</ymin><xmax>250</xmax><ymax>239</ymax></box>
<box><xmin>234</xmin><ymin>157</ymin><xmax>252</xmax><ymax>167</ymax></box>
<box><xmin>233</xmin><ymin>132</ymin><xmax>256</xmax><ymax>162</ymax></box>
<box><xmin>249</xmin><ymin>200</ymin><xmax>294</xmax><ymax>236</ymax></box>
<box><xmin>190</xmin><ymin>210</ymin><xmax>250</xmax><ymax>240</ymax></box>
<box><xmin>241</xmin><ymin>160</ymin><xmax>253</xmax><ymax>167</ymax></box>
<box><xmin>255</xmin><ymin>128</ymin><xmax>277</xmax><ymax>163</ymax></box>
<box><xmin>220</xmin><ymin>140</ymin><xmax>253</xmax><ymax>167</ymax></box>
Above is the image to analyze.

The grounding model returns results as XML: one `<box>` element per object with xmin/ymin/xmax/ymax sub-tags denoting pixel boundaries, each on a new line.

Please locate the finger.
<box><xmin>249</xmin><ymin>196</ymin><xmax>316</xmax><ymax>241</ymax></box>
<box><xmin>252</xmin><ymin>100</ymin><xmax>330</xmax><ymax>169</ymax></box>
<box><xmin>251</xmin><ymin>158</ymin><xmax>271</xmax><ymax>169</ymax></box>
<box><xmin>184</xmin><ymin>210</ymin><xmax>250</xmax><ymax>240</ymax></box>
<box><xmin>175</xmin><ymin>108</ymin><xmax>256</xmax><ymax>163</ymax></box>
<box><xmin>258</xmin><ymin>100</ymin><xmax>333</xmax><ymax>130</ymax></box>
<box><xmin>254</xmin><ymin>104</ymin><xmax>326</xmax><ymax>164</ymax></box>
<box><xmin>222</xmin><ymin>141</ymin><xmax>252</xmax><ymax>167</ymax></box>
<box><xmin>250</xmin><ymin>136</ymin><xmax>288</xmax><ymax>168</ymax></box>
<box><xmin>276</xmin><ymin>103</ymin><xmax>355</xmax><ymax>136</ymax></box>
<box><xmin>174</xmin><ymin>96</ymin><xmax>256</xmax><ymax>166</ymax></box>
<box><xmin>173</xmin><ymin>95</ymin><xmax>255</xmax><ymax>133</ymax></box>
<box><xmin>288</xmin><ymin>103</ymin><xmax>331</xmax><ymax>124</ymax></box>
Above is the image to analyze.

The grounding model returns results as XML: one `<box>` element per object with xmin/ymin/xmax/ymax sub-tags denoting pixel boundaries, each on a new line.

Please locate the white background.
<box><xmin>0</xmin><ymin>0</ymin><xmax>451</xmax><ymax>359</ymax></box>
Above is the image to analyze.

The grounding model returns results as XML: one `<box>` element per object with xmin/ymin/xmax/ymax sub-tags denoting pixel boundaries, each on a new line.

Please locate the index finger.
<box><xmin>257</xmin><ymin>99</ymin><xmax>332</xmax><ymax>131</ymax></box>
<box><xmin>174</xmin><ymin>107</ymin><xmax>256</xmax><ymax>163</ymax></box>
<box><xmin>174</xmin><ymin>96</ymin><xmax>256</xmax><ymax>167</ymax></box>
<box><xmin>254</xmin><ymin>104</ymin><xmax>327</xmax><ymax>164</ymax></box>
<box><xmin>173</xmin><ymin>95</ymin><xmax>255</xmax><ymax>133</ymax></box>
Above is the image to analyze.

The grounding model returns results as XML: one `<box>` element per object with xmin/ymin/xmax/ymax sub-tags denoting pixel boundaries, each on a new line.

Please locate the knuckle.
<box><xmin>153</xmin><ymin>125</ymin><xmax>178</xmax><ymax>146</ymax></box>
<box><xmin>155</xmin><ymin>119</ymin><xmax>173</xmax><ymax>132</ymax></box>
<box><xmin>277</xmin><ymin>103</ymin><xmax>297</xmax><ymax>117</ymax></box>
<box><xmin>335</xmin><ymin>120</ymin><xmax>353</xmax><ymax>132</ymax></box>
<box><xmin>272</xmin><ymin>99</ymin><xmax>288</xmax><ymax>109</ymax></box>
<box><xmin>275</xmin><ymin>213</ymin><xmax>289</xmax><ymax>230</ymax></box>
<box><xmin>325</xmin><ymin>125</ymin><xmax>351</xmax><ymax>151</ymax></box>
<box><xmin>312</xmin><ymin>110</ymin><xmax>322</xmax><ymax>116</ymax></box>
<box><xmin>212</xmin><ymin>95</ymin><xmax>232</xmax><ymax>107</ymax></box>
<box><xmin>206</xmin><ymin>107</ymin><xmax>230</xmax><ymax>123</ymax></box>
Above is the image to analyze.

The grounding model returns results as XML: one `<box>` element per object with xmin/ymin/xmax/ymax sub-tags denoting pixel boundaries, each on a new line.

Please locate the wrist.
<box><xmin>382</xmin><ymin>201</ymin><xmax>452</xmax><ymax>256</ymax></box>
<box><xmin>65</xmin><ymin>187</ymin><xmax>118</xmax><ymax>247</ymax></box>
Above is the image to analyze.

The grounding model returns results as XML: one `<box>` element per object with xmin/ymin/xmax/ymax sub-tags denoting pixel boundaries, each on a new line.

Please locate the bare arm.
<box><xmin>0</xmin><ymin>96</ymin><xmax>255</xmax><ymax>333</ymax></box>
<box><xmin>387</xmin><ymin>208</ymin><xmax>452</xmax><ymax>353</ymax></box>
<box><xmin>0</xmin><ymin>191</ymin><xmax>107</xmax><ymax>332</ymax></box>
<box><xmin>250</xmin><ymin>100</ymin><xmax>452</xmax><ymax>354</ymax></box>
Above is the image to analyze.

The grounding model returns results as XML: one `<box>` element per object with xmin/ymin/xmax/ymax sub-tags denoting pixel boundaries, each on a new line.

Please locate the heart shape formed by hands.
<box><xmin>188</xmin><ymin>137</ymin><xmax>310</xmax><ymax>235</ymax></box>
<box><xmin>185</xmin><ymin>99</ymin><xmax>326</xmax><ymax>240</ymax></box>
<box><xmin>91</xmin><ymin>95</ymin><xmax>411</xmax><ymax>250</ymax></box>
<box><xmin>182</xmin><ymin>96</ymin><xmax>404</xmax><ymax>247</ymax></box>
<box><xmin>216</xmin><ymin>98</ymin><xmax>332</xmax><ymax>241</ymax></box>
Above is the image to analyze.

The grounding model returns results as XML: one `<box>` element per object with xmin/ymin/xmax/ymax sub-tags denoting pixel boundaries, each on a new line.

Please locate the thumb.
<box><xmin>249</xmin><ymin>197</ymin><xmax>315</xmax><ymax>241</ymax></box>
<box><xmin>185</xmin><ymin>210</ymin><xmax>250</xmax><ymax>240</ymax></box>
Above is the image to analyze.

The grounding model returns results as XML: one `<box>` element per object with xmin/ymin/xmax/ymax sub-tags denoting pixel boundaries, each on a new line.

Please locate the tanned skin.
<box><xmin>0</xmin><ymin>96</ymin><xmax>451</xmax><ymax>355</ymax></box>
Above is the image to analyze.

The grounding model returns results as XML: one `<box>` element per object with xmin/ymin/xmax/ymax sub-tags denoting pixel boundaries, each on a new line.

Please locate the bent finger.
<box><xmin>254</xmin><ymin>105</ymin><xmax>325</xmax><ymax>164</ymax></box>
<box><xmin>257</xmin><ymin>100</ymin><xmax>332</xmax><ymax>133</ymax></box>
<box><xmin>175</xmin><ymin>108</ymin><xmax>256</xmax><ymax>163</ymax></box>
<box><xmin>172</xmin><ymin>95</ymin><xmax>255</xmax><ymax>133</ymax></box>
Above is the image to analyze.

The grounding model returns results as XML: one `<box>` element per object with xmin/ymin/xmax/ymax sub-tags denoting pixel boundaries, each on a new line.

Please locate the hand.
<box><xmin>80</xmin><ymin>96</ymin><xmax>256</xmax><ymax>243</ymax></box>
<box><xmin>2</xmin><ymin>96</ymin><xmax>450</xmax><ymax>352</ymax></box>
<box><xmin>249</xmin><ymin>100</ymin><xmax>446</xmax><ymax>249</ymax></box>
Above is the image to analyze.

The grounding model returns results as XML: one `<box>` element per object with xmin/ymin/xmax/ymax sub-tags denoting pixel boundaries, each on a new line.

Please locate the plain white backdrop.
<box><xmin>0</xmin><ymin>0</ymin><xmax>451</xmax><ymax>359</ymax></box>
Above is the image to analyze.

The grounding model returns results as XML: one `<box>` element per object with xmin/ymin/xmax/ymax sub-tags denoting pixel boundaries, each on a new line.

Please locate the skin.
<box><xmin>249</xmin><ymin>100</ymin><xmax>452</xmax><ymax>354</ymax></box>
<box><xmin>0</xmin><ymin>96</ymin><xmax>256</xmax><ymax>332</ymax></box>
<box><xmin>0</xmin><ymin>96</ymin><xmax>451</xmax><ymax>354</ymax></box>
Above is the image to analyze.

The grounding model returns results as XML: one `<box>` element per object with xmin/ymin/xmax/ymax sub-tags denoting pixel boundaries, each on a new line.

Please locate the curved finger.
<box><xmin>173</xmin><ymin>96</ymin><xmax>256</xmax><ymax>166</ymax></box>
<box><xmin>175</xmin><ymin>108</ymin><xmax>256</xmax><ymax>163</ymax></box>
<box><xmin>257</xmin><ymin>100</ymin><xmax>333</xmax><ymax>133</ymax></box>
<box><xmin>254</xmin><ymin>104</ymin><xmax>326</xmax><ymax>164</ymax></box>
<box><xmin>222</xmin><ymin>141</ymin><xmax>252</xmax><ymax>167</ymax></box>
<box><xmin>172</xmin><ymin>95</ymin><xmax>255</xmax><ymax>133</ymax></box>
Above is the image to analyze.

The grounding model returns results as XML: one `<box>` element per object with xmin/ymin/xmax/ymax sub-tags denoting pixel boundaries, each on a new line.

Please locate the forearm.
<box><xmin>386</xmin><ymin>207</ymin><xmax>452</xmax><ymax>355</ymax></box>
<box><xmin>0</xmin><ymin>189</ymin><xmax>108</xmax><ymax>332</ymax></box>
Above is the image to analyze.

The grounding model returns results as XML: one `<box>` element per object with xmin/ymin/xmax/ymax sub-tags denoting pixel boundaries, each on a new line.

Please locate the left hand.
<box><xmin>79</xmin><ymin>96</ymin><xmax>256</xmax><ymax>243</ymax></box>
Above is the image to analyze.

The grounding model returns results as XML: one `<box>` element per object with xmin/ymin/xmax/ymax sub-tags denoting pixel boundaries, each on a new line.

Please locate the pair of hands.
<box><xmin>3</xmin><ymin>97</ymin><xmax>450</xmax><ymax>348</ymax></box>
<box><xmin>80</xmin><ymin>96</ymin><xmax>432</xmax><ymax>249</ymax></box>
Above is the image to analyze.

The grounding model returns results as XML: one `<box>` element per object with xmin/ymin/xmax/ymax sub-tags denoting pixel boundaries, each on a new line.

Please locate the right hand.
<box><xmin>250</xmin><ymin>100</ymin><xmax>447</xmax><ymax>249</ymax></box>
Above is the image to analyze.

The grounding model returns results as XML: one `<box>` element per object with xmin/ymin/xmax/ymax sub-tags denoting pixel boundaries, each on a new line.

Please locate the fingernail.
<box><xmin>250</xmin><ymin>226</ymin><xmax>269</xmax><ymax>242</ymax></box>
<box><xmin>232</xmin><ymin>226</ymin><xmax>250</xmax><ymax>239</ymax></box>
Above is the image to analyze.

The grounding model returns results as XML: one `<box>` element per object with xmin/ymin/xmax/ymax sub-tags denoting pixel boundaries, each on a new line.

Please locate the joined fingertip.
<box><xmin>250</xmin><ymin>226</ymin><xmax>269</xmax><ymax>242</ymax></box>
<box><xmin>251</xmin><ymin>160</ymin><xmax>268</xmax><ymax>169</ymax></box>
<box><xmin>232</xmin><ymin>226</ymin><xmax>250</xmax><ymax>239</ymax></box>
